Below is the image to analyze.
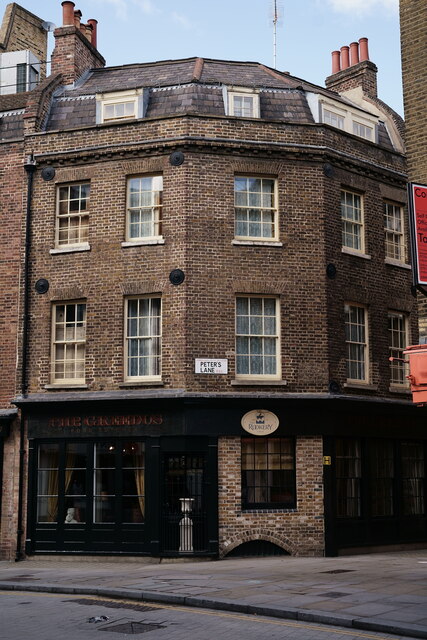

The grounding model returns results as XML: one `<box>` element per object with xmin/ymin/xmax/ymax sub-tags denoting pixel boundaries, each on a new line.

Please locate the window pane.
<box><xmin>242</xmin><ymin>438</ymin><xmax>295</xmax><ymax>507</ymax></box>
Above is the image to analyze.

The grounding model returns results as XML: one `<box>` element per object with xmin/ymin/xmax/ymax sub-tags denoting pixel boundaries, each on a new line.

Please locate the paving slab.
<box><xmin>0</xmin><ymin>550</ymin><xmax>426</xmax><ymax>638</ymax></box>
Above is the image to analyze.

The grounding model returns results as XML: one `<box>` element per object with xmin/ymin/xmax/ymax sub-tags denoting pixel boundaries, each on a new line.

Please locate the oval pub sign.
<box><xmin>241</xmin><ymin>409</ymin><xmax>279</xmax><ymax>436</ymax></box>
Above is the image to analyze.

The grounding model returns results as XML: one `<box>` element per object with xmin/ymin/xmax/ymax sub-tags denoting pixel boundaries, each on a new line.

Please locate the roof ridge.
<box><xmin>192</xmin><ymin>57</ymin><xmax>204</xmax><ymax>82</ymax></box>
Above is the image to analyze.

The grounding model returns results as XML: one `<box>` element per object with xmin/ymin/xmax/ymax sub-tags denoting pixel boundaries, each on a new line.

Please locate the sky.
<box><xmin>15</xmin><ymin>0</ymin><xmax>403</xmax><ymax>115</ymax></box>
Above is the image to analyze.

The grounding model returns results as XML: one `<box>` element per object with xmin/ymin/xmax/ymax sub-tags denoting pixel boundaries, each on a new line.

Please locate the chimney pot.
<box><xmin>62</xmin><ymin>1</ymin><xmax>75</xmax><ymax>26</ymax></box>
<box><xmin>331</xmin><ymin>50</ymin><xmax>341</xmax><ymax>74</ymax></box>
<box><xmin>87</xmin><ymin>19</ymin><xmax>98</xmax><ymax>49</ymax></box>
<box><xmin>74</xmin><ymin>9</ymin><xmax>82</xmax><ymax>28</ymax></box>
<box><xmin>349</xmin><ymin>42</ymin><xmax>359</xmax><ymax>66</ymax></box>
<box><xmin>340</xmin><ymin>46</ymin><xmax>350</xmax><ymax>70</ymax></box>
<box><xmin>359</xmin><ymin>37</ymin><xmax>369</xmax><ymax>62</ymax></box>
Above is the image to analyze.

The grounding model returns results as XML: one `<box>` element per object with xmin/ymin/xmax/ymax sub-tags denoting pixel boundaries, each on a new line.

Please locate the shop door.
<box><xmin>161</xmin><ymin>453</ymin><xmax>208</xmax><ymax>554</ymax></box>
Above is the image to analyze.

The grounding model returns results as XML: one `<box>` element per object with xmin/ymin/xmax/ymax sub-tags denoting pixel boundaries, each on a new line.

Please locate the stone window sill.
<box><xmin>50</xmin><ymin>244</ymin><xmax>90</xmax><ymax>255</ymax></box>
<box><xmin>231</xmin><ymin>379</ymin><xmax>287</xmax><ymax>386</ymax></box>
<box><xmin>45</xmin><ymin>384</ymin><xmax>88</xmax><ymax>390</ymax></box>
<box><xmin>389</xmin><ymin>384</ymin><xmax>411</xmax><ymax>394</ymax></box>
<box><xmin>341</xmin><ymin>247</ymin><xmax>371</xmax><ymax>260</ymax></box>
<box><xmin>121</xmin><ymin>237</ymin><xmax>165</xmax><ymax>247</ymax></box>
<box><xmin>343</xmin><ymin>382</ymin><xmax>378</xmax><ymax>391</ymax></box>
<box><xmin>385</xmin><ymin>257</ymin><xmax>411</xmax><ymax>270</ymax></box>
<box><xmin>119</xmin><ymin>381</ymin><xmax>164</xmax><ymax>387</ymax></box>
<box><xmin>232</xmin><ymin>239</ymin><xmax>283</xmax><ymax>247</ymax></box>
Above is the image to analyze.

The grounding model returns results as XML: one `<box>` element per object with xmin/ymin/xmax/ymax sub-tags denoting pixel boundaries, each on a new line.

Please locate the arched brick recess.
<box><xmin>220</xmin><ymin>530</ymin><xmax>296</xmax><ymax>557</ymax></box>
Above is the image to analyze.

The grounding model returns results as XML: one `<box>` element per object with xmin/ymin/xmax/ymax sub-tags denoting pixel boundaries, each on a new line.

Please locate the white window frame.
<box><xmin>125</xmin><ymin>175</ymin><xmax>163</xmax><ymax>242</ymax></box>
<box><xmin>96</xmin><ymin>89</ymin><xmax>145</xmax><ymax>124</ymax></box>
<box><xmin>345</xmin><ymin>303</ymin><xmax>369</xmax><ymax>383</ymax></box>
<box><xmin>384</xmin><ymin>201</ymin><xmax>406</xmax><ymax>263</ymax></box>
<box><xmin>55</xmin><ymin>182</ymin><xmax>90</xmax><ymax>249</ymax></box>
<box><xmin>234</xmin><ymin>176</ymin><xmax>278</xmax><ymax>241</ymax></box>
<box><xmin>226</xmin><ymin>87</ymin><xmax>260</xmax><ymax>118</ymax></box>
<box><xmin>352</xmin><ymin>120</ymin><xmax>373</xmax><ymax>140</ymax></box>
<box><xmin>235</xmin><ymin>295</ymin><xmax>280</xmax><ymax>379</ymax></box>
<box><xmin>341</xmin><ymin>189</ymin><xmax>365</xmax><ymax>253</ymax></box>
<box><xmin>51</xmin><ymin>301</ymin><xmax>86</xmax><ymax>385</ymax></box>
<box><xmin>124</xmin><ymin>296</ymin><xmax>162</xmax><ymax>382</ymax></box>
<box><xmin>314</xmin><ymin>97</ymin><xmax>378</xmax><ymax>142</ymax></box>
<box><xmin>388</xmin><ymin>311</ymin><xmax>409</xmax><ymax>386</ymax></box>
<box><xmin>323</xmin><ymin>108</ymin><xmax>344</xmax><ymax>129</ymax></box>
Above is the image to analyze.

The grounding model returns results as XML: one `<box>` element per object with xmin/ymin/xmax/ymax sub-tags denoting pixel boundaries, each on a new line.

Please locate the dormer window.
<box><xmin>226</xmin><ymin>88</ymin><xmax>260</xmax><ymax>118</ymax></box>
<box><xmin>96</xmin><ymin>89</ymin><xmax>146</xmax><ymax>124</ymax></box>
<box><xmin>323</xmin><ymin>109</ymin><xmax>344</xmax><ymax>130</ymax></box>
<box><xmin>307</xmin><ymin>94</ymin><xmax>379</xmax><ymax>143</ymax></box>
<box><xmin>352</xmin><ymin>120</ymin><xmax>373</xmax><ymax>140</ymax></box>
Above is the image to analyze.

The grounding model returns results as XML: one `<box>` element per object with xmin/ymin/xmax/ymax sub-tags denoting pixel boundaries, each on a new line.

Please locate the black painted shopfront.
<box><xmin>24</xmin><ymin>400</ymin><xmax>219</xmax><ymax>556</ymax></box>
<box><xmin>19</xmin><ymin>393</ymin><xmax>427</xmax><ymax>557</ymax></box>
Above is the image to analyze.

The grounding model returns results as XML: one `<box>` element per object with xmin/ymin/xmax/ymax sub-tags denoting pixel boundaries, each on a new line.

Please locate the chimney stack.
<box><xmin>52</xmin><ymin>2</ymin><xmax>105</xmax><ymax>85</ymax></box>
<box><xmin>326</xmin><ymin>37</ymin><xmax>377</xmax><ymax>98</ymax></box>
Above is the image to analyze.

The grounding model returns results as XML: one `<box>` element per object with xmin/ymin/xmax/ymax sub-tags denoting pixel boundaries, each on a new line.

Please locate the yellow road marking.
<box><xmin>0</xmin><ymin>591</ymin><xmax>398</xmax><ymax>640</ymax></box>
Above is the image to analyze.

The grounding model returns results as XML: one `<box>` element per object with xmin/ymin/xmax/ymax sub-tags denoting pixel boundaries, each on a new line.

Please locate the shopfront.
<box><xmin>25</xmin><ymin>403</ymin><xmax>218</xmax><ymax>556</ymax></box>
<box><xmin>18</xmin><ymin>394</ymin><xmax>427</xmax><ymax>558</ymax></box>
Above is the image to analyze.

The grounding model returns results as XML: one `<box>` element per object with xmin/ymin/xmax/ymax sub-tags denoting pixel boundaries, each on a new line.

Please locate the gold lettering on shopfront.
<box><xmin>47</xmin><ymin>414</ymin><xmax>163</xmax><ymax>429</ymax></box>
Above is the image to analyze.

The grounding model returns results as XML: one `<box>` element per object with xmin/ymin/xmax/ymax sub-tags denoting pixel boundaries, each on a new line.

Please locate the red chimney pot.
<box><xmin>74</xmin><ymin>9</ymin><xmax>82</xmax><ymax>28</ymax></box>
<box><xmin>349</xmin><ymin>42</ymin><xmax>359</xmax><ymax>66</ymax></box>
<box><xmin>359</xmin><ymin>37</ymin><xmax>369</xmax><ymax>61</ymax></box>
<box><xmin>340</xmin><ymin>46</ymin><xmax>350</xmax><ymax>70</ymax></box>
<box><xmin>87</xmin><ymin>19</ymin><xmax>98</xmax><ymax>49</ymax></box>
<box><xmin>331</xmin><ymin>50</ymin><xmax>341</xmax><ymax>74</ymax></box>
<box><xmin>61</xmin><ymin>1</ymin><xmax>75</xmax><ymax>26</ymax></box>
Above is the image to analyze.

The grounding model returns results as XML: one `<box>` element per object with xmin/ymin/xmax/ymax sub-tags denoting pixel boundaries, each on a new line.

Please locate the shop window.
<box><xmin>234</xmin><ymin>176</ymin><xmax>278</xmax><ymax>241</ymax></box>
<box><xmin>125</xmin><ymin>297</ymin><xmax>162</xmax><ymax>381</ymax></box>
<box><xmin>55</xmin><ymin>183</ymin><xmax>90</xmax><ymax>248</ymax></box>
<box><xmin>51</xmin><ymin>301</ymin><xmax>86</xmax><ymax>384</ymax></box>
<box><xmin>37</xmin><ymin>443</ymin><xmax>59</xmax><ymax>523</ymax></box>
<box><xmin>335</xmin><ymin>438</ymin><xmax>361</xmax><ymax>518</ymax></box>
<box><xmin>341</xmin><ymin>190</ymin><xmax>364</xmax><ymax>253</ymax></box>
<box><xmin>345</xmin><ymin>303</ymin><xmax>368</xmax><ymax>383</ymax></box>
<box><xmin>241</xmin><ymin>437</ymin><xmax>295</xmax><ymax>509</ymax></box>
<box><xmin>65</xmin><ymin>442</ymin><xmax>87</xmax><ymax>523</ymax></box>
<box><xmin>401</xmin><ymin>442</ymin><xmax>425</xmax><ymax>516</ymax></box>
<box><xmin>126</xmin><ymin>175</ymin><xmax>163</xmax><ymax>242</ymax></box>
<box><xmin>384</xmin><ymin>202</ymin><xmax>405</xmax><ymax>263</ymax></box>
<box><xmin>36</xmin><ymin>441</ymin><xmax>145</xmax><ymax>526</ymax></box>
<box><xmin>369</xmin><ymin>440</ymin><xmax>394</xmax><ymax>517</ymax></box>
<box><xmin>235</xmin><ymin>296</ymin><xmax>280</xmax><ymax>379</ymax></box>
<box><xmin>388</xmin><ymin>311</ymin><xmax>409</xmax><ymax>385</ymax></box>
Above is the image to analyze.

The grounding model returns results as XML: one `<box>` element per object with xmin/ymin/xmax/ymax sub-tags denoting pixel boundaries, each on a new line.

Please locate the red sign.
<box><xmin>410</xmin><ymin>183</ymin><xmax>427</xmax><ymax>284</ymax></box>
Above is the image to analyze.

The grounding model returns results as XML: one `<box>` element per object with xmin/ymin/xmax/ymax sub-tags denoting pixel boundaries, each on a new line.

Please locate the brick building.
<box><xmin>1</xmin><ymin>1</ymin><xmax>426</xmax><ymax>560</ymax></box>
<box><xmin>400</xmin><ymin>0</ymin><xmax>427</xmax><ymax>339</ymax></box>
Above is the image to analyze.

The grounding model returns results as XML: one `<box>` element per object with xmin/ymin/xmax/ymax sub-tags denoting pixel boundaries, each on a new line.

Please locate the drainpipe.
<box><xmin>15</xmin><ymin>155</ymin><xmax>37</xmax><ymax>562</ymax></box>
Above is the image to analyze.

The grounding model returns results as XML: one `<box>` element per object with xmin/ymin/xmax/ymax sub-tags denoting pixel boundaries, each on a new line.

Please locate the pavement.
<box><xmin>0</xmin><ymin>550</ymin><xmax>427</xmax><ymax>639</ymax></box>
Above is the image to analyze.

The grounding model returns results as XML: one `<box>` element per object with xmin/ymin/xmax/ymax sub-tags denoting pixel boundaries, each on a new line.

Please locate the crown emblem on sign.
<box><xmin>256</xmin><ymin>413</ymin><xmax>265</xmax><ymax>424</ymax></box>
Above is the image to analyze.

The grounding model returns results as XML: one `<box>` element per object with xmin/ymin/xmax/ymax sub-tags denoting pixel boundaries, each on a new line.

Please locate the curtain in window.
<box><xmin>133</xmin><ymin>449</ymin><xmax>145</xmax><ymax>519</ymax></box>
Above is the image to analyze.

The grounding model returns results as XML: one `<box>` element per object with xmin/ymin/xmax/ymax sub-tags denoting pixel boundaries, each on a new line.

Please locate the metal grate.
<box><xmin>100</xmin><ymin>621</ymin><xmax>165</xmax><ymax>634</ymax></box>
<box><xmin>162</xmin><ymin>454</ymin><xmax>207</xmax><ymax>554</ymax></box>
<box><xmin>227</xmin><ymin>540</ymin><xmax>289</xmax><ymax>557</ymax></box>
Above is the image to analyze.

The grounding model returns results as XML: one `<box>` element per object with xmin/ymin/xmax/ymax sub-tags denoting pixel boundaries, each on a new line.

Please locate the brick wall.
<box><xmin>0</xmin><ymin>4</ymin><xmax>47</xmax><ymax>78</ymax></box>
<box><xmin>218</xmin><ymin>436</ymin><xmax>325</xmax><ymax>557</ymax></box>
<box><xmin>21</xmin><ymin>115</ymin><xmax>411</xmax><ymax>398</ymax></box>
<box><xmin>400</xmin><ymin>0</ymin><xmax>427</xmax><ymax>341</ymax></box>
<box><xmin>325</xmin><ymin>61</ymin><xmax>378</xmax><ymax>97</ymax></box>
<box><xmin>51</xmin><ymin>25</ymin><xmax>105</xmax><ymax>86</ymax></box>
